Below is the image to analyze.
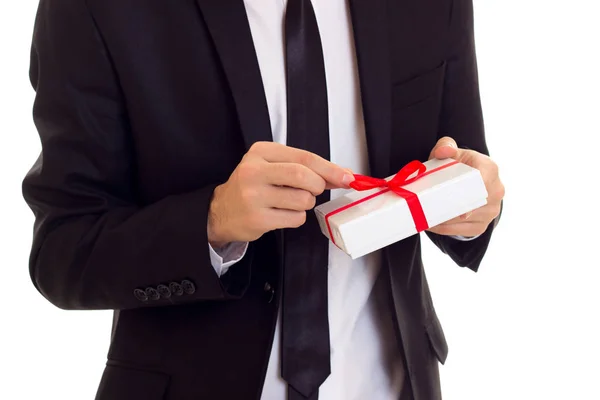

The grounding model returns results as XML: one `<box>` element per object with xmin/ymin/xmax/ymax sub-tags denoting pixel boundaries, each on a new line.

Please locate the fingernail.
<box><xmin>342</xmin><ymin>173</ymin><xmax>355</xmax><ymax>186</ymax></box>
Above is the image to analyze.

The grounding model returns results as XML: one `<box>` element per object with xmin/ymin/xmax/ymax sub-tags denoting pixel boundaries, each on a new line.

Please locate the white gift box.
<box><xmin>314</xmin><ymin>158</ymin><xmax>488</xmax><ymax>259</ymax></box>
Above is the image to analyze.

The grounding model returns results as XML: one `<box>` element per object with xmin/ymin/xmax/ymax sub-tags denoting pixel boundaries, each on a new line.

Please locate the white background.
<box><xmin>1</xmin><ymin>1</ymin><xmax>599</xmax><ymax>399</ymax></box>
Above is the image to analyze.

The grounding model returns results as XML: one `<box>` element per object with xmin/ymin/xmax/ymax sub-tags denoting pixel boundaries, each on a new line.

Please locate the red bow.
<box><xmin>348</xmin><ymin>160</ymin><xmax>430</xmax><ymax>232</ymax></box>
<box><xmin>324</xmin><ymin>159</ymin><xmax>459</xmax><ymax>247</ymax></box>
<box><xmin>349</xmin><ymin>160</ymin><xmax>427</xmax><ymax>193</ymax></box>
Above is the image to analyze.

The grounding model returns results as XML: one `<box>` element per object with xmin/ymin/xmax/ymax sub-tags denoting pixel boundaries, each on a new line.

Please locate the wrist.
<box><xmin>208</xmin><ymin>184</ymin><xmax>230</xmax><ymax>248</ymax></box>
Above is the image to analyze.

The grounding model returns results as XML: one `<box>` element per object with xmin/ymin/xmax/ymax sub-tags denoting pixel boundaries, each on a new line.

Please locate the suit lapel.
<box><xmin>197</xmin><ymin>0</ymin><xmax>391</xmax><ymax>173</ymax></box>
<box><xmin>195</xmin><ymin>0</ymin><xmax>272</xmax><ymax>150</ymax></box>
<box><xmin>348</xmin><ymin>0</ymin><xmax>392</xmax><ymax>179</ymax></box>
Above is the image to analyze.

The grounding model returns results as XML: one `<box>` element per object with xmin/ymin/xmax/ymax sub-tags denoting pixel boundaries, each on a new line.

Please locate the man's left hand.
<box><xmin>426</xmin><ymin>136</ymin><xmax>505</xmax><ymax>238</ymax></box>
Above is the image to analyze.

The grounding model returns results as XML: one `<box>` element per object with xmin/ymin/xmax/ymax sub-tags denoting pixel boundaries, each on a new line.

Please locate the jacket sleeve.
<box><xmin>425</xmin><ymin>0</ymin><xmax>501</xmax><ymax>272</ymax></box>
<box><xmin>22</xmin><ymin>0</ymin><xmax>252</xmax><ymax>311</ymax></box>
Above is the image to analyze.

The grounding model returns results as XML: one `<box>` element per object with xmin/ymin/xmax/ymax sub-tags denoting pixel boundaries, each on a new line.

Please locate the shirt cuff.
<box><xmin>450</xmin><ymin>234</ymin><xmax>481</xmax><ymax>242</ymax></box>
<box><xmin>208</xmin><ymin>241</ymin><xmax>249</xmax><ymax>277</ymax></box>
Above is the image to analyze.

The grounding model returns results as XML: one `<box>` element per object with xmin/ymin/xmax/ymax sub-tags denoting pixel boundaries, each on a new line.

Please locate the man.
<box><xmin>23</xmin><ymin>0</ymin><xmax>504</xmax><ymax>399</ymax></box>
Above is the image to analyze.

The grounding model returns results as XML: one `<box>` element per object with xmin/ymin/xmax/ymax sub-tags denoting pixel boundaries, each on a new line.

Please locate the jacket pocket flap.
<box><xmin>393</xmin><ymin>61</ymin><xmax>447</xmax><ymax>109</ymax></box>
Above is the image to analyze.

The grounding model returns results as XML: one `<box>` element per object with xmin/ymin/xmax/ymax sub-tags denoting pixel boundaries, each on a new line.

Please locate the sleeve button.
<box><xmin>134</xmin><ymin>289</ymin><xmax>148</xmax><ymax>302</ymax></box>
<box><xmin>181</xmin><ymin>280</ymin><xmax>196</xmax><ymax>295</ymax></box>
<box><xmin>145</xmin><ymin>287</ymin><xmax>160</xmax><ymax>301</ymax></box>
<box><xmin>157</xmin><ymin>284</ymin><xmax>171</xmax><ymax>299</ymax></box>
<box><xmin>169</xmin><ymin>282</ymin><xmax>184</xmax><ymax>296</ymax></box>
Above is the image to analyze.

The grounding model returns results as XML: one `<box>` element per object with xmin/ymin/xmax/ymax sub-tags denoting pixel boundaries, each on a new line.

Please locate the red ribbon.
<box><xmin>324</xmin><ymin>159</ymin><xmax>460</xmax><ymax>247</ymax></box>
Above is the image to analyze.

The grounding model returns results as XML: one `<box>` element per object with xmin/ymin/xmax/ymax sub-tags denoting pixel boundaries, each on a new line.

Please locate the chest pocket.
<box><xmin>391</xmin><ymin>60</ymin><xmax>447</xmax><ymax>167</ymax></box>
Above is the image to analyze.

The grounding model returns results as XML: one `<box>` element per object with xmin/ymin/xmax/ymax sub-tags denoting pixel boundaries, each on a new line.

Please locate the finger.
<box><xmin>325</xmin><ymin>168</ymin><xmax>354</xmax><ymax>190</ymax></box>
<box><xmin>265</xmin><ymin>163</ymin><xmax>327</xmax><ymax>195</ymax></box>
<box><xmin>460</xmin><ymin>210</ymin><xmax>473</xmax><ymax>220</ymax></box>
<box><xmin>487</xmin><ymin>176</ymin><xmax>505</xmax><ymax>201</ymax></box>
<box><xmin>478</xmin><ymin>160</ymin><xmax>500</xmax><ymax>189</ymax></box>
<box><xmin>441</xmin><ymin>205</ymin><xmax>499</xmax><ymax>225</ymax></box>
<box><xmin>489</xmin><ymin>179</ymin><xmax>506</xmax><ymax>203</ymax></box>
<box><xmin>437</xmin><ymin>215</ymin><xmax>466</xmax><ymax>225</ymax></box>
<box><xmin>430</xmin><ymin>136</ymin><xmax>459</xmax><ymax>160</ymax></box>
<box><xmin>250</xmin><ymin>142</ymin><xmax>353</xmax><ymax>188</ymax></box>
<box><xmin>264</xmin><ymin>186</ymin><xmax>316</xmax><ymax>211</ymax></box>
<box><xmin>458</xmin><ymin>152</ymin><xmax>499</xmax><ymax>189</ymax></box>
<box><xmin>436</xmin><ymin>211</ymin><xmax>479</xmax><ymax>225</ymax></box>
<box><xmin>263</xmin><ymin>208</ymin><xmax>307</xmax><ymax>230</ymax></box>
<box><xmin>427</xmin><ymin>221</ymin><xmax>488</xmax><ymax>237</ymax></box>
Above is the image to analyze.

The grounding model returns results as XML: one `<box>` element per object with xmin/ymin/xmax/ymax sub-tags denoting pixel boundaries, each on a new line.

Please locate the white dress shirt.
<box><xmin>210</xmin><ymin>2</ymin><xmax>406</xmax><ymax>399</ymax></box>
<box><xmin>208</xmin><ymin>1</ymin><xmax>477</xmax><ymax>399</ymax></box>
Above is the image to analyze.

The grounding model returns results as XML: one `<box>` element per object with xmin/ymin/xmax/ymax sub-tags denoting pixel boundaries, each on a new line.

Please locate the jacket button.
<box><xmin>264</xmin><ymin>282</ymin><xmax>272</xmax><ymax>292</ymax></box>
<box><xmin>157</xmin><ymin>284</ymin><xmax>171</xmax><ymax>299</ymax></box>
<box><xmin>169</xmin><ymin>282</ymin><xmax>184</xmax><ymax>296</ymax></box>
<box><xmin>181</xmin><ymin>280</ymin><xmax>196</xmax><ymax>295</ymax></box>
<box><xmin>134</xmin><ymin>289</ymin><xmax>148</xmax><ymax>302</ymax></box>
<box><xmin>145</xmin><ymin>287</ymin><xmax>160</xmax><ymax>301</ymax></box>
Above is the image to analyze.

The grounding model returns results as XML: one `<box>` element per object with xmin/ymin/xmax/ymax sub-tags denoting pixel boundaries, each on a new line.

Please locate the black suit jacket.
<box><xmin>23</xmin><ymin>0</ymin><xmax>496</xmax><ymax>399</ymax></box>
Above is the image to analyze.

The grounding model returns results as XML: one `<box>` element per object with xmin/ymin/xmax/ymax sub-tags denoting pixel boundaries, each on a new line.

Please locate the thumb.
<box><xmin>430</xmin><ymin>136</ymin><xmax>459</xmax><ymax>160</ymax></box>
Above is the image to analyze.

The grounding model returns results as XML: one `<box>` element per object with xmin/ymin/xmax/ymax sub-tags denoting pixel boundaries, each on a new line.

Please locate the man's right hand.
<box><xmin>207</xmin><ymin>142</ymin><xmax>354</xmax><ymax>248</ymax></box>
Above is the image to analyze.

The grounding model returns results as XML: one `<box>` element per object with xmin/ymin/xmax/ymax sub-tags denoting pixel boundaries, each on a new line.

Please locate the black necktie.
<box><xmin>282</xmin><ymin>1</ymin><xmax>331</xmax><ymax>399</ymax></box>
